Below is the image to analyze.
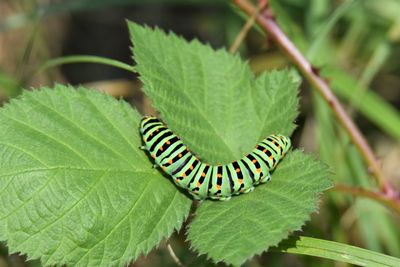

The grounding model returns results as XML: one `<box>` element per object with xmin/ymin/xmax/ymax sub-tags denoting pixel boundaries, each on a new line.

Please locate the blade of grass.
<box><xmin>275</xmin><ymin>236</ymin><xmax>400</xmax><ymax>267</ymax></box>
<box><xmin>36</xmin><ymin>55</ymin><xmax>135</xmax><ymax>74</ymax></box>
<box><xmin>306</xmin><ymin>0</ymin><xmax>355</xmax><ymax>61</ymax></box>
<box><xmin>324</xmin><ymin>67</ymin><xmax>400</xmax><ymax>141</ymax></box>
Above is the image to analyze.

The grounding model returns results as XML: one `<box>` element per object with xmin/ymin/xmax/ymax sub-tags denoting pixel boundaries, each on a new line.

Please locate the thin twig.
<box><xmin>232</xmin><ymin>0</ymin><xmax>390</xmax><ymax>193</ymax></box>
<box><xmin>332</xmin><ymin>184</ymin><xmax>400</xmax><ymax>214</ymax></box>
<box><xmin>166</xmin><ymin>242</ymin><xmax>186</xmax><ymax>267</ymax></box>
<box><xmin>229</xmin><ymin>0</ymin><xmax>268</xmax><ymax>54</ymax></box>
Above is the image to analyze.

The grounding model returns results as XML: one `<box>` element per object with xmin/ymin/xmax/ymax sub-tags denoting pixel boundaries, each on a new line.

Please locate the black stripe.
<box><xmin>172</xmin><ymin>149</ymin><xmax>189</xmax><ymax>164</ymax></box>
<box><xmin>149</xmin><ymin>130</ymin><xmax>172</xmax><ymax>152</ymax></box>
<box><xmin>271</xmin><ymin>155</ymin><xmax>276</xmax><ymax>166</ymax></box>
<box><xmin>160</xmin><ymin>143</ymin><xmax>184</xmax><ymax>165</ymax></box>
<box><xmin>232</xmin><ymin>161</ymin><xmax>242</xmax><ymax>178</ymax></box>
<box><xmin>165</xmin><ymin>149</ymin><xmax>189</xmax><ymax>168</ymax></box>
<box><xmin>155</xmin><ymin>134</ymin><xmax>175</xmax><ymax>157</ymax></box>
<box><xmin>267</xmin><ymin>136</ymin><xmax>282</xmax><ymax>149</ymax></box>
<box><xmin>163</xmin><ymin>136</ymin><xmax>179</xmax><ymax>151</ymax></box>
<box><xmin>185</xmin><ymin>159</ymin><xmax>200</xmax><ymax>176</ymax></box>
<box><xmin>188</xmin><ymin>164</ymin><xmax>204</xmax><ymax>187</ymax></box>
<box><xmin>247</xmin><ymin>154</ymin><xmax>261</xmax><ymax>168</ymax></box>
<box><xmin>142</xmin><ymin>123</ymin><xmax>165</xmax><ymax>137</ymax></box>
<box><xmin>240</xmin><ymin>159</ymin><xmax>255</xmax><ymax>183</ymax></box>
<box><xmin>198</xmin><ymin>166</ymin><xmax>207</xmax><ymax>184</ymax></box>
<box><xmin>226</xmin><ymin>165</ymin><xmax>235</xmax><ymax>193</ymax></box>
<box><xmin>171</xmin><ymin>155</ymin><xmax>191</xmax><ymax>175</ymax></box>
<box><xmin>147</xmin><ymin>127</ymin><xmax>170</xmax><ymax>143</ymax></box>
<box><xmin>256</xmin><ymin>145</ymin><xmax>272</xmax><ymax>157</ymax></box>
<box><xmin>252</xmin><ymin>152</ymin><xmax>271</xmax><ymax>169</ymax></box>
<box><xmin>269</xmin><ymin>136</ymin><xmax>283</xmax><ymax>154</ymax></box>
<box><xmin>142</xmin><ymin>118</ymin><xmax>160</xmax><ymax>128</ymax></box>
<box><xmin>261</xmin><ymin>141</ymin><xmax>278</xmax><ymax>154</ymax></box>
<box><xmin>216</xmin><ymin>166</ymin><xmax>223</xmax><ymax>186</ymax></box>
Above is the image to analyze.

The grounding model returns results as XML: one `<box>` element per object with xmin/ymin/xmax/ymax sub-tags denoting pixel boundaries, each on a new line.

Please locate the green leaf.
<box><xmin>129</xmin><ymin>22</ymin><xmax>299</xmax><ymax>164</ymax></box>
<box><xmin>277</xmin><ymin>236</ymin><xmax>400</xmax><ymax>267</ymax></box>
<box><xmin>188</xmin><ymin>151</ymin><xmax>331</xmax><ymax>266</ymax></box>
<box><xmin>0</xmin><ymin>85</ymin><xmax>192</xmax><ymax>266</ymax></box>
<box><xmin>129</xmin><ymin>22</ymin><xmax>330</xmax><ymax>265</ymax></box>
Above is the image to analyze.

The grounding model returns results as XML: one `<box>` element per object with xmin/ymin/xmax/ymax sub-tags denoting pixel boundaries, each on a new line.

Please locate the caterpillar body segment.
<box><xmin>140</xmin><ymin>116</ymin><xmax>291</xmax><ymax>200</ymax></box>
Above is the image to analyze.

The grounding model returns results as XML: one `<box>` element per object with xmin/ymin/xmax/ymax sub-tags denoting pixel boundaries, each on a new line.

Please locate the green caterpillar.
<box><xmin>140</xmin><ymin>116</ymin><xmax>291</xmax><ymax>200</ymax></box>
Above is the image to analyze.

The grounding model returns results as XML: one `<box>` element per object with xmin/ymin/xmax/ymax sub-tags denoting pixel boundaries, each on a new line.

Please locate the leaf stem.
<box><xmin>232</xmin><ymin>0</ymin><xmax>389</xmax><ymax>193</ymax></box>
<box><xmin>36</xmin><ymin>55</ymin><xmax>135</xmax><ymax>74</ymax></box>
<box><xmin>166</xmin><ymin>242</ymin><xmax>186</xmax><ymax>267</ymax></box>
<box><xmin>332</xmin><ymin>184</ymin><xmax>400</xmax><ymax>214</ymax></box>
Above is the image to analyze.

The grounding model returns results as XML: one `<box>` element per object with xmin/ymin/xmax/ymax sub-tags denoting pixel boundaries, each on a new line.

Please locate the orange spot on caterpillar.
<box><xmin>238</xmin><ymin>178</ymin><xmax>243</xmax><ymax>184</ymax></box>
<box><xmin>257</xmin><ymin>168</ymin><xmax>262</xmax><ymax>173</ymax></box>
<box><xmin>217</xmin><ymin>173</ymin><xmax>222</xmax><ymax>178</ymax></box>
<box><xmin>151</xmin><ymin>154</ymin><xmax>155</xmax><ymax>158</ymax></box>
<box><xmin>197</xmin><ymin>181</ymin><xmax>201</xmax><ymax>187</ymax></box>
<box><xmin>159</xmin><ymin>146</ymin><xmax>164</xmax><ymax>151</ymax></box>
<box><xmin>269</xmin><ymin>156</ymin><xmax>274</xmax><ymax>160</ymax></box>
<box><xmin>235</xmin><ymin>168</ymin><xmax>240</xmax><ymax>173</ymax></box>
<box><xmin>168</xmin><ymin>159</ymin><xmax>173</xmax><ymax>164</ymax></box>
<box><xmin>178</xmin><ymin>153</ymin><xmax>182</xmax><ymax>158</ymax></box>
<box><xmin>263</xmin><ymin>149</ymin><xmax>267</xmax><ymax>153</ymax></box>
<box><xmin>252</xmin><ymin>159</ymin><xmax>257</xmax><ymax>163</ymax></box>
<box><xmin>190</xmin><ymin>165</ymin><xmax>194</xmax><ymax>170</ymax></box>
<box><xmin>216</xmin><ymin>185</ymin><xmax>221</xmax><ymax>190</ymax></box>
<box><xmin>166</xmin><ymin>140</ymin><xmax>171</xmax><ymax>145</ymax></box>
<box><xmin>182</xmin><ymin>173</ymin><xmax>186</xmax><ymax>178</ymax></box>
<box><xmin>201</xmin><ymin>172</ymin><xmax>206</xmax><ymax>177</ymax></box>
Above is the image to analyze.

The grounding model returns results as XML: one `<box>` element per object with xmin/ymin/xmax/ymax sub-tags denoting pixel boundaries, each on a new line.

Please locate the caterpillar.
<box><xmin>140</xmin><ymin>116</ymin><xmax>291</xmax><ymax>201</ymax></box>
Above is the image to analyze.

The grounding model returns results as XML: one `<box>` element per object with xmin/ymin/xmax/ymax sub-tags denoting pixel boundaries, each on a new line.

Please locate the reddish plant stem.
<box><xmin>233</xmin><ymin>0</ymin><xmax>389</xmax><ymax>192</ymax></box>
<box><xmin>333</xmin><ymin>184</ymin><xmax>400</xmax><ymax>214</ymax></box>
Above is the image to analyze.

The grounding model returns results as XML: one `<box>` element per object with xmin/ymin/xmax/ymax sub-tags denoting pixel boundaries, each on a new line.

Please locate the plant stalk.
<box><xmin>232</xmin><ymin>0</ymin><xmax>389</xmax><ymax>193</ymax></box>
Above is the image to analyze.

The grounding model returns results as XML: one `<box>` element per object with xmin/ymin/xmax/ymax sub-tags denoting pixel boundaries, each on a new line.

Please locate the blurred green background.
<box><xmin>1</xmin><ymin>0</ymin><xmax>399</xmax><ymax>266</ymax></box>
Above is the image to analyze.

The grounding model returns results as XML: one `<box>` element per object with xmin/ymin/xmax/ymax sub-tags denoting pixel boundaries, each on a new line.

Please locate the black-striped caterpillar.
<box><xmin>140</xmin><ymin>116</ymin><xmax>291</xmax><ymax>200</ymax></box>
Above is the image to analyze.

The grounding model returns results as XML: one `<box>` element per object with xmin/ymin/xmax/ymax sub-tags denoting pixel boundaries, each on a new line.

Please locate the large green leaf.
<box><xmin>0</xmin><ymin>85</ymin><xmax>192</xmax><ymax>266</ymax></box>
<box><xmin>129</xmin><ymin>22</ymin><xmax>331</xmax><ymax>265</ymax></box>
<box><xmin>188</xmin><ymin>151</ymin><xmax>330</xmax><ymax>266</ymax></box>
<box><xmin>129</xmin><ymin>22</ymin><xmax>299</xmax><ymax>164</ymax></box>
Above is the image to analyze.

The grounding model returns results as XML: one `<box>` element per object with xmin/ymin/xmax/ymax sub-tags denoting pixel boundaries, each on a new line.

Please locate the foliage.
<box><xmin>0</xmin><ymin>86</ymin><xmax>192</xmax><ymax>266</ymax></box>
<box><xmin>1</xmin><ymin>0</ymin><xmax>400</xmax><ymax>266</ymax></box>
<box><xmin>0</xmin><ymin>22</ymin><xmax>332</xmax><ymax>266</ymax></box>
